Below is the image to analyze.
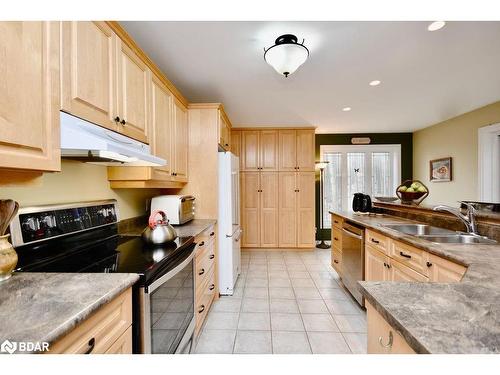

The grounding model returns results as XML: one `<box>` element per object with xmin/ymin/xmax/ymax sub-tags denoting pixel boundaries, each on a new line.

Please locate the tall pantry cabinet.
<box><xmin>234</xmin><ymin>128</ymin><xmax>316</xmax><ymax>249</ymax></box>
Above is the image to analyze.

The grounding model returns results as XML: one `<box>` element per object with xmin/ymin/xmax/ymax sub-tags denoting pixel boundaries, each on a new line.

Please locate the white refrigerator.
<box><xmin>218</xmin><ymin>151</ymin><xmax>242</xmax><ymax>295</ymax></box>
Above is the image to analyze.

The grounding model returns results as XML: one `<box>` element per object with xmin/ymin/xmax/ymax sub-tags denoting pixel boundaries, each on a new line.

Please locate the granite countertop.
<box><xmin>330</xmin><ymin>210</ymin><xmax>500</xmax><ymax>354</ymax></box>
<box><xmin>120</xmin><ymin>218</ymin><xmax>217</xmax><ymax>238</ymax></box>
<box><xmin>0</xmin><ymin>272</ymin><xmax>139</xmax><ymax>353</ymax></box>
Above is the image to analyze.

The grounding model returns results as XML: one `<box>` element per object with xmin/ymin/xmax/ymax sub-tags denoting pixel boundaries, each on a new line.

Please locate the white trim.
<box><xmin>478</xmin><ymin>123</ymin><xmax>500</xmax><ymax>202</ymax></box>
<box><xmin>320</xmin><ymin>144</ymin><xmax>401</xmax><ymax>212</ymax></box>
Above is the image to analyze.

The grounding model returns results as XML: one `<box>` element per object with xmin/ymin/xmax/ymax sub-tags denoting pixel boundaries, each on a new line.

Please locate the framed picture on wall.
<box><xmin>430</xmin><ymin>157</ymin><xmax>452</xmax><ymax>182</ymax></box>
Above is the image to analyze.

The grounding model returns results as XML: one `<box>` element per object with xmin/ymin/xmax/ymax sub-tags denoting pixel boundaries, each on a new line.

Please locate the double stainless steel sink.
<box><xmin>381</xmin><ymin>224</ymin><xmax>497</xmax><ymax>244</ymax></box>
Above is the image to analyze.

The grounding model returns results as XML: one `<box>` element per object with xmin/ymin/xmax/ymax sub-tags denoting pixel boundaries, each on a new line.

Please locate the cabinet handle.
<box><xmin>399</xmin><ymin>251</ymin><xmax>412</xmax><ymax>259</ymax></box>
<box><xmin>225</xmin><ymin>143</ymin><xmax>229</xmax><ymax>147</ymax></box>
<box><xmin>121</xmin><ymin>119</ymin><xmax>126</xmax><ymax>125</ymax></box>
<box><xmin>426</xmin><ymin>261</ymin><xmax>433</xmax><ymax>267</ymax></box>
<box><xmin>198</xmin><ymin>305</ymin><xmax>205</xmax><ymax>314</ymax></box>
<box><xmin>334</xmin><ymin>237</ymin><xmax>339</xmax><ymax>241</ymax></box>
<box><xmin>383</xmin><ymin>262</ymin><xmax>387</xmax><ymax>268</ymax></box>
<box><xmin>198</xmin><ymin>268</ymin><xmax>205</xmax><ymax>276</ymax></box>
<box><xmin>333</xmin><ymin>259</ymin><xmax>339</xmax><ymax>264</ymax></box>
<box><xmin>370</xmin><ymin>238</ymin><xmax>380</xmax><ymax>244</ymax></box>
<box><xmin>114</xmin><ymin>116</ymin><xmax>121</xmax><ymax>123</ymax></box>
<box><xmin>198</xmin><ymin>241</ymin><xmax>205</xmax><ymax>247</ymax></box>
<box><xmin>334</xmin><ymin>220</ymin><xmax>339</xmax><ymax>224</ymax></box>
<box><xmin>378</xmin><ymin>331</ymin><xmax>393</xmax><ymax>349</ymax></box>
<box><xmin>209</xmin><ymin>284</ymin><xmax>215</xmax><ymax>291</ymax></box>
<box><xmin>209</xmin><ymin>254</ymin><xmax>215</xmax><ymax>260</ymax></box>
<box><xmin>84</xmin><ymin>338</ymin><xmax>96</xmax><ymax>354</ymax></box>
<box><xmin>210</xmin><ymin>232</ymin><xmax>215</xmax><ymax>236</ymax></box>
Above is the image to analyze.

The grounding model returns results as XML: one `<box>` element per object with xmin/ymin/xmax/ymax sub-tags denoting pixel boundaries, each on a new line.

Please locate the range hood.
<box><xmin>60</xmin><ymin>112</ymin><xmax>166</xmax><ymax>167</ymax></box>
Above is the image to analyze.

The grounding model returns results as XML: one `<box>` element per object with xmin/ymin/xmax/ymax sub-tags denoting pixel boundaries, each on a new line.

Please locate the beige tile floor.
<box><xmin>194</xmin><ymin>248</ymin><xmax>367</xmax><ymax>354</ymax></box>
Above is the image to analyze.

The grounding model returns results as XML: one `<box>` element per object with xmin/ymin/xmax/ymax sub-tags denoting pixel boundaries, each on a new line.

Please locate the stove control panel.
<box><xmin>10</xmin><ymin>201</ymin><xmax>119</xmax><ymax>247</ymax></box>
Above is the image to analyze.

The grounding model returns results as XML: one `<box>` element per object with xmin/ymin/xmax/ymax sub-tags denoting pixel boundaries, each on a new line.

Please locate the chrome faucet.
<box><xmin>433</xmin><ymin>202</ymin><xmax>478</xmax><ymax>235</ymax></box>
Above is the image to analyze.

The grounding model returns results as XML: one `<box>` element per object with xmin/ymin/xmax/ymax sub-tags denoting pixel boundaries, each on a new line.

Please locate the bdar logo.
<box><xmin>1</xmin><ymin>339</ymin><xmax>17</xmax><ymax>354</ymax></box>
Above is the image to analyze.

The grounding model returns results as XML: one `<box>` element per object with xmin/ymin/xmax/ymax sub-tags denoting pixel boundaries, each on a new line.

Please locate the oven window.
<box><xmin>150</xmin><ymin>259</ymin><xmax>194</xmax><ymax>353</ymax></box>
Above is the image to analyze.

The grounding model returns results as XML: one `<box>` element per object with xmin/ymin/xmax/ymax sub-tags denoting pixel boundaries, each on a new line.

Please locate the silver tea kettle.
<box><xmin>142</xmin><ymin>210</ymin><xmax>178</xmax><ymax>245</ymax></box>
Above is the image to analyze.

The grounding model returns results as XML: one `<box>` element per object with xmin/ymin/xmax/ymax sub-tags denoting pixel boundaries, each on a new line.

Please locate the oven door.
<box><xmin>139</xmin><ymin>244</ymin><xmax>196</xmax><ymax>354</ymax></box>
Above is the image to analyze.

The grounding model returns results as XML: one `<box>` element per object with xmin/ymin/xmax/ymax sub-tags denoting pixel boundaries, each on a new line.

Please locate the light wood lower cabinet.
<box><xmin>0</xmin><ymin>22</ymin><xmax>61</xmax><ymax>173</ymax></box>
<box><xmin>366</xmin><ymin>301</ymin><xmax>416</xmax><ymax>354</ymax></box>
<box><xmin>331</xmin><ymin>247</ymin><xmax>342</xmax><ymax>276</ymax></box>
<box><xmin>427</xmin><ymin>253</ymin><xmax>466</xmax><ymax>282</ymax></box>
<box><xmin>49</xmin><ymin>288</ymin><xmax>133</xmax><ymax>354</ymax></box>
<box><xmin>260</xmin><ymin>172</ymin><xmax>279</xmax><ymax>247</ymax></box>
<box><xmin>194</xmin><ymin>225</ymin><xmax>217</xmax><ymax>336</ymax></box>
<box><xmin>365</xmin><ymin>245</ymin><xmax>390</xmax><ymax>282</ymax></box>
<box><xmin>296</xmin><ymin>172</ymin><xmax>316</xmax><ymax>247</ymax></box>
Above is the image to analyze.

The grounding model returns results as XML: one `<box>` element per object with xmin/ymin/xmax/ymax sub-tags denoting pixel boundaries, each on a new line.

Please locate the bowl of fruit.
<box><xmin>396</xmin><ymin>180</ymin><xmax>429</xmax><ymax>205</ymax></box>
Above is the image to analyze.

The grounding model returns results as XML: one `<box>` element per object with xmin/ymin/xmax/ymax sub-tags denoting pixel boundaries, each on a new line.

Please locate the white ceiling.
<box><xmin>121</xmin><ymin>21</ymin><xmax>500</xmax><ymax>133</ymax></box>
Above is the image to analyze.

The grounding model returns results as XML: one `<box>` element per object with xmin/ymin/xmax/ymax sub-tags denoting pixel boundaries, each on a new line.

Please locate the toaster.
<box><xmin>150</xmin><ymin>195</ymin><xmax>195</xmax><ymax>225</ymax></box>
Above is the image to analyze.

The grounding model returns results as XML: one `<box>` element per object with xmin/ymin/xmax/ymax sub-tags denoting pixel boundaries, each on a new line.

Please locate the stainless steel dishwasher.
<box><xmin>341</xmin><ymin>221</ymin><xmax>365</xmax><ymax>306</ymax></box>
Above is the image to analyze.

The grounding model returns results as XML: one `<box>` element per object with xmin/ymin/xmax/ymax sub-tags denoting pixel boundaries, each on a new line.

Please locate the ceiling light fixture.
<box><xmin>342</xmin><ymin>107</ymin><xmax>352</xmax><ymax>112</ymax></box>
<box><xmin>264</xmin><ymin>34</ymin><xmax>309</xmax><ymax>77</ymax></box>
<box><xmin>369</xmin><ymin>80</ymin><xmax>381</xmax><ymax>86</ymax></box>
<box><xmin>428</xmin><ymin>21</ymin><xmax>446</xmax><ymax>31</ymax></box>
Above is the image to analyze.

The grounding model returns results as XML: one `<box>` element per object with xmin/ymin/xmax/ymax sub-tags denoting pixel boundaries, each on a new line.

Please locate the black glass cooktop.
<box><xmin>15</xmin><ymin>224</ymin><xmax>195</xmax><ymax>287</ymax></box>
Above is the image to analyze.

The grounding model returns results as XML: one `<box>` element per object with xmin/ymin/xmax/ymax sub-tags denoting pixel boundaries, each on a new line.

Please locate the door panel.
<box><xmin>241</xmin><ymin>172</ymin><xmax>260</xmax><ymax>247</ymax></box>
<box><xmin>296</xmin><ymin>130</ymin><xmax>315</xmax><ymax>171</ymax></box>
<box><xmin>297</xmin><ymin>172</ymin><xmax>315</xmax><ymax>248</ymax></box>
<box><xmin>279</xmin><ymin>130</ymin><xmax>297</xmax><ymax>171</ymax></box>
<box><xmin>260</xmin><ymin>172</ymin><xmax>279</xmax><ymax>247</ymax></box>
<box><xmin>390</xmin><ymin>259</ymin><xmax>428</xmax><ymax>282</ymax></box>
<box><xmin>365</xmin><ymin>245</ymin><xmax>388</xmax><ymax>282</ymax></box>
<box><xmin>61</xmin><ymin>21</ymin><xmax>117</xmax><ymax>132</ymax></box>
<box><xmin>150</xmin><ymin>75</ymin><xmax>173</xmax><ymax>180</ymax></box>
<box><xmin>117</xmin><ymin>40</ymin><xmax>150</xmax><ymax>143</ymax></box>
<box><xmin>0</xmin><ymin>21</ymin><xmax>60</xmax><ymax>172</ymax></box>
<box><xmin>242</xmin><ymin>131</ymin><xmax>259</xmax><ymax>171</ymax></box>
<box><xmin>278</xmin><ymin>172</ymin><xmax>297</xmax><ymax>247</ymax></box>
<box><xmin>260</xmin><ymin>130</ymin><xmax>279</xmax><ymax>171</ymax></box>
<box><xmin>173</xmin><ymin>100</ymin><xmax>188</xmax><ymax>181</ymax></box>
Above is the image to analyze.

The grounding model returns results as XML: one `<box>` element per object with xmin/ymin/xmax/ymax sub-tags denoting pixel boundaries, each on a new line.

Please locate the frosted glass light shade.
<box><xmin>264</xmin><ymin>34</ymin><xmax>309</xmax><ymax>77</ymax></box>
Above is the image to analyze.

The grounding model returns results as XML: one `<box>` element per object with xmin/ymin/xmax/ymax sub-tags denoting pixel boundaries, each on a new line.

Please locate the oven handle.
<box><xmin>147</xmin><ymin>245</ymin><xmax>196</xmax><ymax>293</ymax></box>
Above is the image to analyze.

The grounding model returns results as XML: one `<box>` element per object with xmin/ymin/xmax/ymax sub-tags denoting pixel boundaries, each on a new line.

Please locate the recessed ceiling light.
<box><xmin>428</xmin><ymin>21</ymin><xmax>446</xmax><ymax>31</ymax></box>
<box><xmin>369</xmin><ymin>80</ymin><xmax>381</xmax><ymax>86</ymax></box>
<box><xmin>342</xmin><ymin>107</ymin><xmax>352</xmax><ymax>112</ymax></box>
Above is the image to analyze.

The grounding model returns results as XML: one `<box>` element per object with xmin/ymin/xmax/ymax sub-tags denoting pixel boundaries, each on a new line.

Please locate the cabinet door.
<box><xmin>241</xmin><ymin>172</ymin><xmax>260</xmax><ymax>247</ymax></box>
<box><xmin>0</xmin><ymin>22</ymin><xmax>60</xmax><ymax>172</ymax></box>
<box><xmin>365</xmin><ymin>245</ymin><xmax>389</xmax><ymax>282</ymax></box>
<box><xmin>219</xmin><ymin>111</ymin><xmax>230</xmax><ymax>149</ymax></box>
<box><xmin>150</xmin><ymin>75</ymin><xmax>173</xmax><ymax>180</ymax></box>
<box><xmin>279</xmin><ymin>130</ymin><xmax>297</xmax><ymax>171</ymax></box>
<box><xmin>260</xmin><ymin>130</ymin><xmax>279</xmax><ymax>171</ymax></box>
<box><xmin>116</xmin><ymin>39</ymin><xmax>150</xmax><ymax>143</ymax></box>
<box><xmin>260</xmin><ymin>172</ymin><xmax>279</xmax><ymax>247</ymax></box>
<box><xmin>297</xmin><ymin>172</ymin><xmax>316</xmax><ymax>248</ymax></box>
<box><xmin>428</xmin><ymin>254</ymin><xmax>466</xmax><ymax>282</ymax></box>
<box><xmin>278</xmin><ymin>172</ymin><xmax>297</xmax><ymax>247</ymax></box>
<box><xmin>296</xmin><ymin>130</ymin><xmax>315</xmax><ymax>171</ymax></box>
<box><xmin>231</xmin><ymin>130</ymin><xmax>241</xmax><ymax>159</ymax></box>
<box><xmin>241</xmin><ymin>131</ymin><xmax>260</xmax><ymax>171</ymax></box>
<box><xmin>61</xmin><ymin>21</ymin><xmax>117</xmax><ymax>132</ymax></box>
<box><xmin>390</xmin><ymin>259</ymin><xmax>428</xmax><ymax>282</ymax></box>
<box><xmin>172</xmin><ymin>100</ymin><xmax>188</xmax><ymax>181</ymax></box>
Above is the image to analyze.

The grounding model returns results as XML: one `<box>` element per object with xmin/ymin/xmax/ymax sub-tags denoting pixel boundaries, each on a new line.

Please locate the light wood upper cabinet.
<box><xmin>150</xmin><ymin>75</ymin><xmax>173</xmax><ymax>180</ymax></box>
<box><xmin>0</xmin><ymin>22</ymin><xmax>61</xmax><ymax>172</ymax></box>
<box><xmin>219</xmin><ymin>110</ymin><xmax>231</xmax><ymax>149</ymax></box>
<box><xmin>172</xmin><ymin>99</ymin><xmax>188</xmax><ymax>182</ymax></box>
<box><xmin>116</xmin><ymin>39</ymin><xmax>150</xmax><ymax>143</ymax></box>
<box><xmin>242</xmin><ymin>131</ymin><xmax>260</xmax><ymax>171</ymax></box>
<box><xmin>260</xmin><ymin>172</ymin><xmax>279</xmax><ymax>247</ymax></box>
<box><xmin>297</xmin><ymin>172</ymin><xmax>316</xmax><ymax>247</ymax></box>
<box><xmin>278</xmin><ymin>172</ymin><xmax>298</xmax><ymax>247</ymax></box>
<box><xmin>241</xmin><ymin>172</ymin><xmax>260</xmax><ymax>247</ymax></box>
<box><xmin>231</xmin><ymin>130</ymin><xmax>241</xmax><ymax>158</ymax></box>
<box><xmin>260</xmin><ymin>130</ymin><xmax>279</xmax><ymax>171</ymax></box>
<box><xmin>61</xmin><ymin>21</ymin><xmax>117</xmax><ymax>132</ymax></box>
<box><xmin>279</xmin><ymin>130</ymin><xmax>297</xmax><ymax>171</ymax></box>
<box><xmin>296</xmin><ymin>130</ymin><xmax>315</xmax><ymax>171</ymax></box>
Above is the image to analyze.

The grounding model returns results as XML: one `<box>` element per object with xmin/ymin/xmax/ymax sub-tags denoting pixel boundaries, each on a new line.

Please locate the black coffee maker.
<box><xmin>352</xmin><ymin>193</ymin><xmax>372</xmax><ymax>213</ymax></box>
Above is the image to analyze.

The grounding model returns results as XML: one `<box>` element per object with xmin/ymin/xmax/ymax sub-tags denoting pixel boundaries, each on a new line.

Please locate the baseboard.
<box><xmin>241</xmin><ymin>247</ymin><xmax>315</xmax><ymax>252</ymax></box>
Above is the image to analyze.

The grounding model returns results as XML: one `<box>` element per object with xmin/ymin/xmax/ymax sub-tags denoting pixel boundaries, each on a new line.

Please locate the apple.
<box><xmin>411</xmin><ymin>182</ymin><xmax>421</xmax><ymax>190</ymax></box>
<box><xmin>417</xmin><ymin>186</ymin><xmax>427</xmax><ymax>193</ymax></box>
<box><xmin>406</xmin><ymin>187</ymin><xmax>415</xmax><ymax>193</ymax></box>
<box><xmin>398</xmin><ymin>186</ymin><xmax>407</xmax><ymax>192</ymax></box>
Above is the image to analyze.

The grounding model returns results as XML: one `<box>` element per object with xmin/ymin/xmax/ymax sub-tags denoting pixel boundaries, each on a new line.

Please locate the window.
<box><xmin>320</xmin><ymin>145</ymin><xmax>401</xmax><ymax>227</ymax></box>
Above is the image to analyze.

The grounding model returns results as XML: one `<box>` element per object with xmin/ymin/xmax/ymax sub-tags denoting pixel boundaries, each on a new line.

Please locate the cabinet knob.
<box><xmin>121</xmin><ymin>119</ymin><xmax>126</xmax><ymax>125</ymax></box>
<box><xmin>426</xmin><ymin>261</ymin><xmax>433</xmax><ymax>267</ymax></box>
<box><xmin>210</xmin><ymin>232</ymin><xmax>215</xmax><ymax>237</ymax></box>
<box><xmin>114</xmin><ymin>116</ymin><xmax>121</xmax><ymax>123</ymax></box>
<box><xmin>198</xmin><ymin>241</ymin><xmax>205</xmax><ymax>247</ymax></box>
<box><xmin>209</xmin><ymin>254</ymin><xmax>215</xmax><ymax>260</ymax></box>
<box><xmin>209</xmin><ymin>284</ymin><xmax>215</xmax><ymax>291</ymax></box>
<box><xmin>333</xmin><ymin>260</ymin><xmax>339</xmax><ymax>264</ymax></box>
<box><xmin>198</xmin><ymin>268</ymin><xmax>205</xmax><ymax>276</ymax></box>
<box><xmin>198</xmin><ymin>305</ymin><xmax>205</xmax><ymax>314</ymax></box>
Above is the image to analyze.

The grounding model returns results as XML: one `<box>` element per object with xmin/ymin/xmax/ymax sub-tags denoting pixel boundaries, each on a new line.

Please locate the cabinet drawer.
<box><xmin>49</xmin><ymin>288</ymin><xmax>132</xmax><ymax>354</ymax></box>
<box><xmin>105</xmin><ymin>326</ymin><xmax>132</xmax><ymax>354</ymax></box>
<box><xmin>331</xmin><ymin>247</ymin><xmax>342</xmax><ymax>276</ymax></box>
<box><xmin>366</xmin><ymin>230</ymin><xmax>389</xmax><ymax>255</ymax></box>
<box><xmin>367</xmin><ymin>302</ymin><xmax>416</xmax><ymax>354</ymax></box>
<box><xmin>331</xmin><ymin>227</ymin><xmax>342</xmax><ymax>250</ymax></box>
<box><xmin>428</xmin><ymin>253</ymin><xmax>466</xmax><ymax>282</ymax></box>
<box><xmin>195</xmin><ymin>266</ymin><xmax>216</xmax><ymax>335</ymax></box>
<box><xmin>390</xmin><ymin>240</ymin><xmax>428</xmax><ymax>276</ymax></box>
<box><xmin>390</xmin><ymin>258</ymin><xmax>429</xmax><ymax>282</ymax></box>
<box><xmin>332</xmin><ymin>214</ymin><xmax>343</xmax><ymax>229</ymax></box>
<box><xmin>195</xmin><ymin>225</ymin><xmax>216</xmax><ymax>244</ymax></box>
<box><xmin>195</xmin><ymin>241</ymin><xmax>216</xmax><ymax>289</ymax></box>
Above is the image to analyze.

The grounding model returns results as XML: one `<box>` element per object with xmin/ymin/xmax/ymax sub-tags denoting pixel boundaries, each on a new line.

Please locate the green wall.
<box><xmin>315</xmin><ymin>133</ymin><xmax>413</xmax><ymax>240</ymax></box>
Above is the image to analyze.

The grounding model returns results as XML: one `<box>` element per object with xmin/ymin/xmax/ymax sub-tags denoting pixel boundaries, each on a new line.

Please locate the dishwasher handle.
<box><xmin>342</xmin><ymin>227</ymin><xmax>363</xmax><ymax>240</ymax></box>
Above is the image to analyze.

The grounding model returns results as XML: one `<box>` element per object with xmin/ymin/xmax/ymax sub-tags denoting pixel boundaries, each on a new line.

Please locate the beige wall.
<box><xmin>413</xmin><ymin>101</ymin><xmax>500</xmax><ymax>206</ymax></box>
<box><xmin>0</xmin><ymin>160</ymin><xmax>160</xmax><ymax>219</ymax></box>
